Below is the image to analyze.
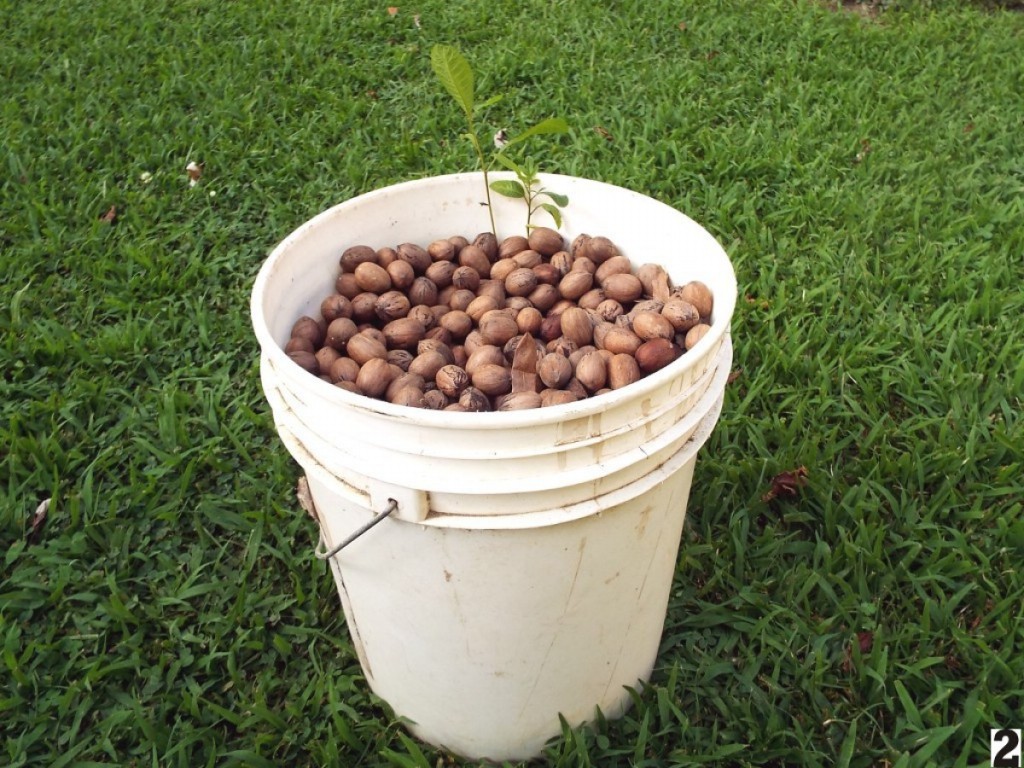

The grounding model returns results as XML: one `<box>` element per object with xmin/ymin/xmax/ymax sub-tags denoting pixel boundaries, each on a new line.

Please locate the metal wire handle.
<box><xmin>314</xmin><ymin>499</ymin><xmax>398</xmax><ymax>560</ymax></box>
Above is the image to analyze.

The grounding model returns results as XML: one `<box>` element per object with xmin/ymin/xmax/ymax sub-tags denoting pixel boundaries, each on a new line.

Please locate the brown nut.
<box><xmin>577</xmin><ymin>288</ymin><xmax>606</xmax><ymax>311</ymax></box>
<box><xmin>382</xmin><ymin>317</ymin><xmax>426</xmax><ymax>350</ymax></box>
<box><xmin>315</xmin><ymin>346</ymin><xmax>341</xmax><ymax>374</ymax></box>
<box><xmin>288</xmin><ymin>350</ymin><xmax>319</xmax><ymax>375</ymax></box>
<box><xmin>599</xmin><ymin>326</ymin><xmax>643</xmax><ymax>356</ymax></box>
<box><xmin>408</xmin><ymin>350</ymin><xmax>447</xmax><ymax>380</ymax></box>
<box><xmin>661</xmin><ymin>299</ymin><xmax>702</xmax><ymax>332</ymax></box>
<box><xmin>340</xmin><ymin>245</ymin><xmax>378</xmax><ymax>273</ymax></box>
<box><xmin>375</xmin><ymin>290</ymin><xmax>411</xmax><ymax>322</ymax></box>
<box><xmin>466</xmin><ymin>295</ymin><xmax>500</xmax><ymax>323</ymax></box>
<box><xmin>330</xmin><ymin>356</ymin><xmax>360</xmax><ymax>383</ymax></box>
<box><xmin>466</xmin><ymin>345</ymin><xmax>505</xmax><ymax>376</ymax></box>
<box><xmin>425</xmin><ymin>260</ymin><xmax>457</xmax><ymax>288</ymax></box>
<box><xmin>435</xmin><ymin>364</ymin><xmax>471</xmax><ymax>399</ymax></box>
<box><xmin>428</xmin><ymin>239</ymin><xmax>456</xmax><ymax>262</ymax></box>
<box><xmin>558</xmin><ymin>270</ymin><xmax>594</xmax><ymax>301</ymax></box>
<box><xmin>538</xmin><ymin>353</ymin><xmax>573</xmax><ymax>389</ymax></box>
<box><xmin>386</xmin><ymin>372</ymin><xmax>426</xmax><ymax>401</ymax></box>
<box><xmin>684</xmin><ymin>323</ymin><xmax>712</xmax><ymax>350</ymax></box>
<box><xmin>285</xmin><ymin>336</ymin><xmax>315</xmax><ymax>355</ymax></box>
<box><xmin>472</xmin><ymin>232</ymin><xmax>499</xmax><ymax>261</ymax></box>
<box><xmin>499</xmin><ymin>235</ymin><xmax>530</xmax><ymax>260</ymax></box>
<box><xmin>422</xmin><ymin>389</ymin><xmax>450</xmax><ymax>410</ymax></box>
<box><xmin>478</xmin><ymin>309</ymin><xmax>520</xmax><ymax>346</ymax></box>
<box><xmin>631</xmin><ymin>310</ymin><xmax>675</xmax><ymax>341</ymax></box>
<box><xmin>386</xmin><ymin>349</ymin><xmax>414</xmax><ymax>372</ymax></box>
<box><xmin>636</xmin><ymin>263</ymin><xmax>672</xmax><ymax>301</ymax></box>
<box><xmin>458</xmin><ymin>244</ymin><xmax>492</xmax><ymax>278</ymax></box>
<box><xmin>550</xmin><ymin>251</ymin><xmax>573</xmax><ymax>277</ymax></box>
<box><xmin>527</xmin><ymin>284</ymin><xmax>560</xmax><ymax>313</ymax></box>
<box><xmin>594</xmin><ymin>255</ymin><xmax>633</xmax><ymax>285</ymax></box>
<box><xmin>559</xmin><ymin>306</ymin><xmax>594</xmax><ymax>347</ymax></box>
<box><xmin>417</xmin><ymin>338</ymin><xmax>455</xmax><ymax>365</ymax></box>
<box><xmin>497</xmin><ymin>391</ymin><xmax>542</xmax><ymax>411</ymax></box>
<box><xmin>601</xmin><ymin>273</ymin><xmax>644</xmax><ymax>304</ymax></box>
<box><xmin>679</xmin><ymin>281</ymin><xmax>714</xmax><ymax>319</ymax></box>
<box><xmin>346</xmin><ymin>332</ymin><xmax>388</xmax><ymax>365</ymax></box>
<box><xmin>408</xmin><ymin>276</ymin><xmax>439</xmax><ymax>307</ymax></box>
<box><xmin>320</xmin><ymin>294</ymin><xmax>353</xmax><ymax>323</ymax></box>
<box><xmin>324</xmin><ymin>317</ymin><xmax>358</xmax><ymax>352</ymax></box>
<box><xmin>397</xmin><ymin>242</ymin><xmax>431</xmax><ymax>274</ymax></box>
<box><xmin>439</xmin><ymin>309</ymin><xmax>474</xmax><ymax>340</ymax></box>
<box><xmin>527</xmin><ymin>227</ymin><xmax>564</xmax><ymax>257</ymax></box>
<box><xmin>578</xmin><ymin>235</ymin><xmax>620</xmax><ymax>264</ymax></box>
<box><xmin>635</xmin><ymin>338</ymin><xmax>681</xmax><ymax>374</ymax></box>
<box><xmin>574</xmin><ymin>351</ymin><xmax>608</xmax><ymax>393</ymax></box>
<box><xmin>390</xmin><ymin>386</ymin><xmax>426</xmax><ymax>408</ymax></box>
<box><xmin>355</xmin><ymin>357</ymin><xmax>395</xmax><ymax>398</ymax></box>
<box><xmin>540</xmin><ymin>389</ymin><xmax>578</xmax><ymax>407</ymax></box>
<box><xmin>490</xmin><ymin>258</ymin><xmax>518</xmax><ymax>282</ymax></box>
<box><xmin>471</xmin><ymin>363</ymin><xmax>512</xmax><ymax>397</ymax></box>
<box><xmin>515</xmin><ymin>307</ymin><xmax>543</xmax><ymax>336</ymax></box>
<box><xmin>505</xmin><ymin>267</ymin><xmax>538</xmax><ymax>297</ymax></box>
<box><xmin>451</xmin><ymin>266</ymin><xmax>481</xmax><ymax>292</ymax></box>
<box><xmin>594</xmin><ymin>299</ymin><xmax>624</xmax><ymax>322</ymax></box>
<box><xmin>350</xmin><ymin>292</ymin><xmax>379</xmax><ymax>324</ymax></box>
<box><xmin>354</xmin><ymin>261</ymin><xmax>392</xmax><ymax>293</ymax></box>
<box><xmin>291</xmin><ymin>316</ymin><xmax>324</xmax><ymax>347</ymax></box>
<box><xmin>608</xmin><ymin>354</ymin><xmax>641</xmax><ymax>390</ymax></box>
<box><xmin>335</xmin><ymin>273</ymin><xmax>361</xmax><ymax>299</ymax></box>
<box><xmin>459</xmin><ymin>386</ymin><xmax>491</xmax><ymax>412</ymax></box>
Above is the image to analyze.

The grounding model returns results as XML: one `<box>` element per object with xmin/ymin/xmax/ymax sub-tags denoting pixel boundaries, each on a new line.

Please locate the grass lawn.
<box><xmin>2</xmin><ymin>0</ymin><xmax>1023</xmax><ymax>765</ymax></box>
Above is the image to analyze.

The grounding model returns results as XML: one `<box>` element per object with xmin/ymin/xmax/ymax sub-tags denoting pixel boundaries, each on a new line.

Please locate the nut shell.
<box><xmin>679</xmin><ymin>281</ymin><xmax>714</xmax><ymax>318</ymax></box>
<box><xmin>635</xmin><ymin>338</ymin><xmax>681</xmax><ymax>374</ymax></box>
<box><xmin>527</xmin><ymin>227</ymin><xmax>564</xmax><ymax>257</ymax></box>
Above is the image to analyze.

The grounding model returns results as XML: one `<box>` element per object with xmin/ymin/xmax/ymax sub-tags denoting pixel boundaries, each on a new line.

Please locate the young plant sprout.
<box><xmin>430</xmin><ymin>44</ymin><xmax>569</xmax><ymax>235</ymax></box>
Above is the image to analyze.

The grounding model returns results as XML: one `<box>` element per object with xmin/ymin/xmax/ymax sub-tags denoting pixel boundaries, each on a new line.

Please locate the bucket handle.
<box><xmin>313</xmin><ymin>498</ymin><xmax>397</xmax><ymax>560</ymax></box>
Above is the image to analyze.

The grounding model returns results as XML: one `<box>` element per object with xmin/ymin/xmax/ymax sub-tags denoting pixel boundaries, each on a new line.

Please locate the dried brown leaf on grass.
<box><xmin>762</xmin><ymin>466</ymin><xmax>809</xmax><ymax>502</ymax></box>
<box><xmin>842</xmin><ymin>630</ymin><xmax>874</xmax><ymax>672</ymax></box>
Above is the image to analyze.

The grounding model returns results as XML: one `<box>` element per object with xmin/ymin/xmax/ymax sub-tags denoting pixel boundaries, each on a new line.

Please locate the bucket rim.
<box><xmin>251</xmin><ymin>172</ymin><xmax>737</xmax><ymax>430</ymax></box>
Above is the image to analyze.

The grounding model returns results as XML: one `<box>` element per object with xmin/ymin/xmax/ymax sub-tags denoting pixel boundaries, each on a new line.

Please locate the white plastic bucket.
<box><xmin>273</xmin><ymin>355</ymin><xmax>727</xmax><ymax>761</ymax></box>
<box><xmin>252</xmin><ymin>173</ymin><xmax>737</xmax><ymax>522</ymax></box>
<box><xmin>250</xmin><ymin>173</ymin><xmax>737</xmax><ymax>759</ymax></box>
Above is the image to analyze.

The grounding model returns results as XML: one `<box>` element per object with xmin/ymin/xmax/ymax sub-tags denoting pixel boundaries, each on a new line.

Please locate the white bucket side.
<box><xmin>296</xmin><ymin>399</ymin><xmax>722</xmax><ymax>761</ymax></box>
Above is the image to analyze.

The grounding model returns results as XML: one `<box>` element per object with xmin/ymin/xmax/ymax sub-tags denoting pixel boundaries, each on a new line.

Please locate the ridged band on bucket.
<box><xmin>268</xmin><ymin>336</ymin><xmax>732</xmax><ymax>521</ymax></box>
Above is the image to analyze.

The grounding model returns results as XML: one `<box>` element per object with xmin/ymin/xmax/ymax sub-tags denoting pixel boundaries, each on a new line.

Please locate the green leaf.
<box><xmin>490</xmin><ymin>180</ymin><xmax>526</xmax><ymax>199</ymax></box>
<box><xmin>539</xmin><ymin>189</ymin><xmax>569</xmax><ymax>207</ymax></box>
<box><xmin>505</xmin><ymin>116</ymin><xmax>569</xmax><ymax>147</ymax></box>
<box><xmin>477</xmin><ymin>93</ymin><xmax>504</xmax><ymax>110</ymax></box>
<box><xmin>494</xmin><ymin>153</ymin><xmax>525</xmax><ymax>175</ymax></box>
<box><xmin>538</xmin><ymin>203</ymin><xmax>563</xmax><ymax>228</ymax></box>
<box><xmin>430</xmin><ymin>44</ymin><xmax>473</xmax><ymax>117</ymax></box>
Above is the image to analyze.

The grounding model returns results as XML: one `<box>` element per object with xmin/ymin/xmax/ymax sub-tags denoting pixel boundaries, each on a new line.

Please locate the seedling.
<box><xmin>430</xmin><ymin>44</ymin><xmax>569</xmax><ymax>235</ymax></box>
